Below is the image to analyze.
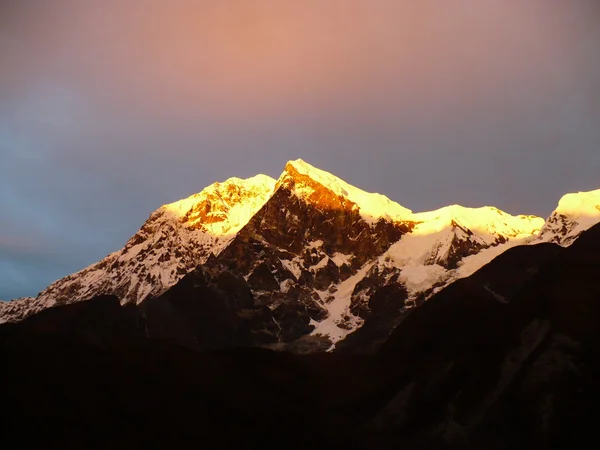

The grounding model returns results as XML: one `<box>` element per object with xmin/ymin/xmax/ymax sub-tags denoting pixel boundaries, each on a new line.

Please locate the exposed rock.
<box><xmin>314</xmin><ymin>259</ymin><xmax>341</xmax><ymax>290</ymax></box>
<box><xmin>247</xmin><ymin>262</ymin><xmax>281</xmax><ymax>292</ymax></box>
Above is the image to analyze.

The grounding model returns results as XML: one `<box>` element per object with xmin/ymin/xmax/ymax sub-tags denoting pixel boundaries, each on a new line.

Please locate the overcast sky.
<box><xmin>1</xmin><ymin>0</ymin><xmax>599</xmax><ymax>300</ymax></box>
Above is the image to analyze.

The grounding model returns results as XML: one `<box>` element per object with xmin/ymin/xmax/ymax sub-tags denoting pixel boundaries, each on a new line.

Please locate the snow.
<box><xmin>309</xmin><ymin>256</ymin><xmax>330</xmax><ymax>272</ymax></box>
<box><xmin>455</xmin><ymin>236</ymin><xmax>534</xmax><ymax>279</ymax></box>
<box><xmin>385</xmin><ymin>228</ymin><xmax>465</xmax><ymax>267</ymax></box>
<box><xmin>380</xmin><ymin>205</ymin><xmax>542</xmax><ymax>268</ymax></box>
<box><xmin>280</xmin><ymin>279</ymin><xmax>295</xmax><ymax>294</ymax></box>
<box><xmin>307</xmin><ymin>240</ymin><xmax>323</xmax><ymax>249</ymax></box>
<box><xmin>410</xmin><ymin>205</ymin><xmax>544</xmax><ymax>240</ymax></box>
<box><xmin>285</xmin><ymin>159</ymin><xmax>413</xmax><ymax>224</ymax></box>
<box><xmin>399</xmin><ymin>265</ymin><xmax>449</xmax><ymax>296</ymax></box>
<box><xmin>280</xmin><ymin>256</ymin><xmax>303</xmax><ymax>280</ymax></box>
<box><xmin>331</xmin><ymin>252</ymin><xmax>353</xmax><ymax>267</ymax></box>
<box><xmin>538</xmin><ymin>189</ymin><xmax>600</xmax><ymax>246</ymax></box>
<box><xmin>392</xmin><ymin>213</ymin><xmax>560</xmax><ymax>301</ymax></box>
<box><xmin>372</xmin><ymin>206</ymin><xmax>545</xmax><ymax>300</ymax></box>
<box><xmin>310</xmin><ymin>262</ymin><xmax>374</xmax><ymax>347</ymax></box>
<box><xmin>555</xmin><ymin>189</ymin><xmax>600</xmax><ymax>219</ymax></box>
<box><xmin>385</xmin><ymin>236</ymin><xmax>532</xmax><ymax>303</ymax></box>
<box><xmin>163</xmin><ymin>174</ymin><xmax>276</xmax><ymax>236</ymax></box>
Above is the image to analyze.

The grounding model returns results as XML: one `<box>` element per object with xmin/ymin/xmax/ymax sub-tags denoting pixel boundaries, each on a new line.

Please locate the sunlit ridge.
<box><xmin>159</xmin><ymin>160</ymin><xmax>600</xmax><ymax>244</ymax></box>
<box><xmin>162</xmin><ymin>174</ymin><xmax>276</xmax><ymax>236</ymax></box>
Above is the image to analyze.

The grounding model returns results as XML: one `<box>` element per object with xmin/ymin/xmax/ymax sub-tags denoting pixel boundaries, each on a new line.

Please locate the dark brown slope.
<box><xmin>0</xmin><ymin>263</ymin><xmax>292</xmax><ymax>359</ymax></box>
<box><xmin>0</xmin><ymin>301</ymin><xmax>381</xmax><ymax>450</ymax></box>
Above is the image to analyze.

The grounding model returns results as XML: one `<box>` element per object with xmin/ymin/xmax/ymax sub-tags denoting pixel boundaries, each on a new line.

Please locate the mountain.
<box><xmin>1</xmin><ymin>160</ymin><xmax>599</xmax><ymax>353</ymax></box>
<box><xmin>3</xmin><ymin>221</ymin><xmax>600</xmax><ymax>450</ymax></box>
<box><xmin>0</xmin><ymin>174</ymin><xmax>275</xmax><ymax>322</ymax></box>
<box><xmin>537</xmin><ymin>189</ymin><xmax>600</xmax><ymax>245</ymax></box>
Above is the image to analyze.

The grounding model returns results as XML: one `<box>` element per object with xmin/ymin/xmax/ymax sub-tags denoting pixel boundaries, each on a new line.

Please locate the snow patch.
<box><xmin>280</xmin><ymin>279</ymin><xmax>295</xmax><ymax>294</ymax></box>
<box><xmin>310</xmin><ymin>262</ymin><xmax>374</xmax><ymax>348</ymax></box>
<box><xmin>331</xmin><ymin>252</ymin><xmax>353</xmax><ymax>267</ymax></box>
<box><xmin>400</xmin><ymin>265</ymin><xmax>450</xmax><ymax>297</ymax></box>
<box><xmin>309</xmin><ymin>256</ymin><xmax>330</xmax><ymax>272</ymax></box>
<box><xmin>455</xmin><ymin>237</ymin><xmax>533</xmax><ymax>279</ymax></box>
<box><xmin>307</xmin><ymin>240</ymin><xmax>323</xmax><ymax>249</ymax></box>
<box><xmin>555</xmin><ymin>189</ymin><xmax>600</xmax><ymax>218</ymax></box>
<box><xmin>280</xmin><ymin>257</ymin><xmax>303</xmax><ymax>280</ymax></box>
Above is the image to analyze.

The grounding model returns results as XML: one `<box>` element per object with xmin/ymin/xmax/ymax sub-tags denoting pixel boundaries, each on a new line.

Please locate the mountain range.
<box><xmin>1</xmin><ymin>159</ymin><xmax>599</xmax><ymax>353</ymax></box>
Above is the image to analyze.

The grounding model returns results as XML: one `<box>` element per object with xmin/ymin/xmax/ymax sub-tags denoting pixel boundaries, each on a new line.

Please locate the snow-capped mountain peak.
<box><xmin>410</xmin><ymin>205</ymin><xmax>544</xmax><ymax>240</ymax></box>
<box><xmin>538</xmin><ymin>188</ymin><xmax>600</xmax><ymax>246</ymax></box>
<box><xmin>556</xmin><ymin>189</ymin><xmax>600</xmax><ymax>216</ymax></box>
<box><xmin>278</xmin><ymin>159</ymin><xmax>413</xmax><ymax>224</ymax></box>
<box><xmin>162</xmin><ymin>174</ymin><xmax>276</xmax><ymax>236</ymax></box>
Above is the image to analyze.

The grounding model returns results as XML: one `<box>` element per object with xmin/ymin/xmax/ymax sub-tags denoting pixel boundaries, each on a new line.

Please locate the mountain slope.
<box><xmin>0</xmin><ymin>174</ymin><xmax>275</xmax><ymax>323</ymax></box>
<box><xmin>331</xmin><ymin>205</ymin><xmax>544</xmax><ymax>351</ymax></box>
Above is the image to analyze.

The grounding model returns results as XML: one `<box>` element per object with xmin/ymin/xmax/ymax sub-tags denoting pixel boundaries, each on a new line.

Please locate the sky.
<box><xmin>1</xmin><ymin>0</ymin><xmax>600</xmax><ymax>300</ymax></box>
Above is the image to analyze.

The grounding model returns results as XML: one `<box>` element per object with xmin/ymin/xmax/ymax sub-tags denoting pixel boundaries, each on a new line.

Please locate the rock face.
<box><xmin>1</xmin><ymin>159</ymin><xmax>597</xmax><ymax>353</ymax></box>
<box><xmin>208</xmin><ymin>161</ymin><xmax>415</xmax><ymax>348</ymax></box>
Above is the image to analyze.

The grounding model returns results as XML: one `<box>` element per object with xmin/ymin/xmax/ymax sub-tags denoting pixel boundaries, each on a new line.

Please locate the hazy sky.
<box><xmin>1</xmin><ymin>0</ymin><xmax>599</xmax><ymax>299</ymax></box>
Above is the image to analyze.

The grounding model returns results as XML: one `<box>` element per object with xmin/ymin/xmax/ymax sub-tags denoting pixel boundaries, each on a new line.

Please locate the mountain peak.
<box><xmin>162</xmin><ymin>173</ymin><xmax>276</xmax><ymax>236</ymax></box>
<box><xmin>538</xmin><ymin>188</ymin><xmax>600</xmax><ymax>246</ymax></box>
<box><xmin>411</xmin><ymin>205</ymin><xmax>544</xmax><ymax>239</ymax></box>
<box><xmin>279</xmin><ymin>158</ymin><xmax>412</xmax><ymax>224</ymax></box>
<box><xmin>555</xmin><ymin>189</ymin><xmax>600</xmax><ymax>218</ymax></box>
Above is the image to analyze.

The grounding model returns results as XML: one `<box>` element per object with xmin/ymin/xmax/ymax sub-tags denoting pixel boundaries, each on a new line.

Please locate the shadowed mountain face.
<box><xmin>371</xmin><ymin>224</ymin><xmax>600</xmax><ymax>449</ymax></box>
<box><xmin>2</xmin><ymin>223</ymin><xmax>600</xmax><ymax>449</ymax></box>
